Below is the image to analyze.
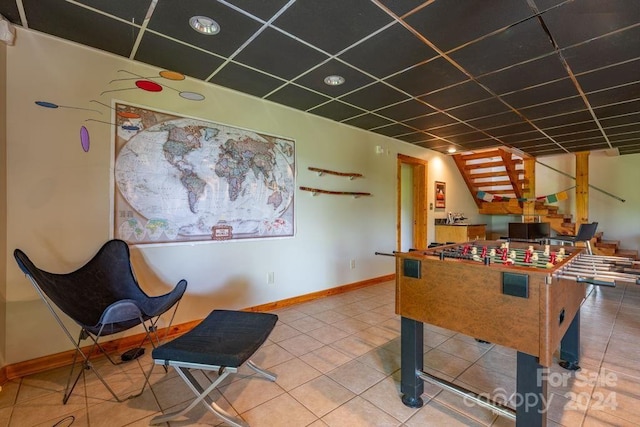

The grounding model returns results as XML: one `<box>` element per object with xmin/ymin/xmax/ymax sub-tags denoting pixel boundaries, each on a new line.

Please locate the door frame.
<box><xmin>397</xmin><ymin>154</ymin><xmax>428</xmax><ymax>251</ymax></box>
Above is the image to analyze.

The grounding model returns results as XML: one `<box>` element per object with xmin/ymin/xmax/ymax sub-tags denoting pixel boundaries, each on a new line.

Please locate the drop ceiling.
<box><xmin>2</xmin><ymin>0</ymin><xmax>640</xmax><ymax>156</ymax></box>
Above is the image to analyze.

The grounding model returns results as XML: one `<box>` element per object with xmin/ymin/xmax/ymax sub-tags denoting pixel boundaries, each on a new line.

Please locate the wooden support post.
<box><xmin>523</xmin><ymin>158</ymin><xmax>536</xmax><ymax>223</ymax></box>
<box><xmin>575</xmin><ymin>152</ymin><xmax>589</xmax><ymax>226</ymax></box>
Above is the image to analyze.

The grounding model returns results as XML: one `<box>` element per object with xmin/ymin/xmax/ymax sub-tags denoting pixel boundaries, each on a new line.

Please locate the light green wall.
<box><xmin>3</xmin><ymin>28</ymin><xmax>483</xmax><ymax>365</ymax></box>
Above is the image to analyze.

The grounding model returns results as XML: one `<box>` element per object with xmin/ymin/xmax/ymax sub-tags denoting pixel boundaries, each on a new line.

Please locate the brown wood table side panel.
<box><xmin>539</xmin><ymin>276</ymin><xmax>585</xmax><ymax>366</ymax></box>
<box><xmin>397</xmin><ymin>257</ymin><xmax>540</xmax><ymax>356</ymax></box>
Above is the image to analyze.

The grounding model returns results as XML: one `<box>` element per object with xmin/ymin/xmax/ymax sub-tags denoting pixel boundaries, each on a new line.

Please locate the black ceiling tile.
<box><xmin>553</xmin><ymin>130</ymin><xmax>604</xmax><ymax>143</ymax></box>
<box><xmin>543</xmin><ymin>121</ymin><xmax>600</xmax><ymax>137</ymax></box>
<box><xmin>509</xmin><ymin>138</ymin><xmax>554</xmax><ymax>149</ymax></box>
<box><xmin>265</xmin><ymin>84</ymin><xmax>331</xmax><ymax>111</ymax></box>
<box><xmin>533</xmin><ymin>0</ymin><xmax>568</xmax><ymax>11</ymax></box>
<box><xmin>526</xmin><ymin>147</ymin><xmax>568</xmax><ymax>156</ymax></box>
<box><xmin>477</xmin><ymin>54</ymin><xmax>568</xmax><ymax>95</ymax></box>
<box><xmin>428</xmin><ymin>123</ymin><xmax>476</xmax><ymax>138</ymax></box>
<box><xmin>531</xmin><ymin>110</ymin><xmax>593</xmax><ymax>128</ymax></box>
<box><xmin>210</xmin><ymin>62</ymin><xmax>285</xmax><ymax>97</ymax></box>
<box><xmin>519</xmin><ymin>97</ymin><xmax>586</xmax><ymax>120</ymax></box>
<box><xmin>419</xmin><ymin>80</ymin><xmax>492</xmax><ymax>110</ymax></box>
<box><xmin>338</xmin><ymin>23</ymin><xmax>437</xmax><ymax>78</ymax></box>
<box><xmin>342</xmin><ymin>114</ymin><xmax>393</xmax><ymax>130</ymax></box>
<box><xmin>273</xmin><ymin>0</ymin><xmax>392</xmax><ymax>54</ymax></box>
<box><xmin>405</xmin><ymin>0</ymin><xmax>534</xmax><ymax>52</ymax></box>
<box><xmin>502</xmin><ymin>79</ymin><xmax>580</xmax><ymax>109</ymax></box>
<box><xmin>234</xmin><ymin>27</ymin><xmax>328</xmax><ymax>80</ymax></box>
<box><xmin>460</xmin><ymin>140</ymin><xmax>503</xmax><ymax>150</ymax></box>
<box><xmin>560</xmin><ymin>140</ymin><xmax>609</xmax><ymax>150</ymax></box>
<box><xmin>403</xmin><ymin>112</ymin><xmax>456</xmax><ymax>129</ymax></box>
<box><xmin>604</xmin><ymin>122</ymin><xmax>640</xmax><ymax>135</ymax></box>
<box><xmin>593</xmin><ymin>99</ymin><xmax>640</xmax><ymax>119</ymax></box>
<box><xmin>500</xmin><ymin>132</ymin><xmax>549</xmax><ymax>144</ymax></box>
<box><xmin>576</xmin><ymin>59</ymin><xmax>640</xmax><ymax>93</ymax></box>
<box><xmin>223</xmin><ymin>0</ymin><xmax>292</xmax><ymax>21</ymax></box>
<box><xmin>135</xmin><ymin>32</ymin><xmax>225</xmax><ymax>80</ymax></box>
<box><xmin>385</xmin><ymin>58</ymin><xmax>467</xmax><ymax>97</ymax></box>
<box><xmin>562</xmin><ymin>26</ymin><xmax>640</xmax><ymax>74</ymax></box>
<box><xmin>448</xmin><ymin>132</ymin><xmax>492</xmax><ymax>144</ymax></box>
<box><xmin>76</xmin><ymin>0</ymin><xmax>152</xmax><ymax>22</ymax></box>
<box><xmin>618</xmin><ymin>146</ymin><xmax>640</xmax><ymax>155</ymax></box>
<box><xmin>416</xmin><ymin>140</ymin><xmax>450</xmax><ymax>150</ymax></box>
<box><xmin>540</xmin><ymin>0</ymin><xmax>640</xmax><ymax>48</ymax></box>
<box><xmin>148</xmin><ymin>0</ymin><xmax>261</xmax><ymax>57</ymax></box>
<box><xmin>0</xmin><ymin>0</ymin><xmax>22</xmax><ymax>24</ymax></box>
<box><xmin>22</xmin><ymin>0</ymin><xmax>139</xmax><ymax>57</ymax></box>
<box><xmin>340</xmin><ymin>82</ymin><xmax>409</xmax><ymax>111</ymax></box>
<box><xmin>467</xmin><ymin>111</ymin><xmax>523</xmax><ymax>129</ymax></box>
<box><xmin>585</xmin><ymin>82</ymin><xmax>640</xmax><ymax>108</ymax></box>
<box><xmin>371</xmin><ymin>123</ymin><xmax>416</xmax><ymax>137</ymax></box>
<box><xmin>485</xmin><ymin>122</ymin><xmax>537</xmax><ymax>138</ymax></box>
<box><xmin>379</xmin><ymin>0</ymin><xmax>428</xmax><ymax>17</ymax></box>
<box><xmin>375</xmin><ymin>100</ymin><xmax>435</xmax><ymax>121</ymax></box>
<box><xmin>308</xmin><ymin>100</ymin><xmax>365</xmax><ymax>121</ymax></box>
<box><xmin>447</xmin><ymin>98</ymin><xmax>510</xmax><ymax>121</ymax></box>
<box><xmin>599</xmin><ymin>112</ymin><xmax>640</xmax><ymax>128</ymax></box>
<box><xmin>449</xmin><ymin>18</ymin><xmax>556</xmax><ymax>76</ymax></box>
<box><xmin>293</xmin><ymin>60</ymin><xmax>374</xmax><ymax>97</ymax></box>
<box><xmin>395</xmin><ymin>132</ymin><xmax>432</xmax><ymax>143</ymax></box>
<box><xmin>609</xmin><ymin>131</ymin><xmax>640</xmax><ymax>142</ymax></box>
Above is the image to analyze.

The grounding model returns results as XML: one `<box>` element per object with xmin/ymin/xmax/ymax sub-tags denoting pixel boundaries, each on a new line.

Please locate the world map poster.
<box><xmin>113</xmin><ymin>103</ymin><xmax>295</xmax><ymax>244</ymax></box>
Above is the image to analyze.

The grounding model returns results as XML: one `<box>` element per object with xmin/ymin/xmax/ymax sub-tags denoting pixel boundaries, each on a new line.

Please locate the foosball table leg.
<box><xmin>559</xmin><ymin>310</ymin><xmax>581</xmax><ymax>371</ymax></box>
<box><xmin>516</xmin><ymin>352</ymin><xmax>548</xmax><ymax>427</ymax></box>
<box><xmin>400</xmin><ymin>316</ymin><xmax>424</xmax><ymax>408</ymax></box>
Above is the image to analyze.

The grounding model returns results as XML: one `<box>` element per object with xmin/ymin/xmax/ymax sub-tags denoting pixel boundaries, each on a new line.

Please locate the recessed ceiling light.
<box><xmin>189</xmin><ymin>16</ymin><xmax>220</xmax><ymax>35</ymax></box>
<box><xmin>447</xmin><ymin>147</ymin><xmax>457</xmax><ymax>154</ymax></box>
<box><xmin>324</xmin><ymin>75</ymin><xmax>345</xmax><ymax>86</ymax></box>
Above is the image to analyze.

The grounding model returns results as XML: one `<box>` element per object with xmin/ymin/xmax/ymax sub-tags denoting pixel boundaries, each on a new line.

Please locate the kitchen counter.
<box><xmin>434</xmin><ymin>224</ymin><xmax>486</xmax><ymax>243</ymax></box>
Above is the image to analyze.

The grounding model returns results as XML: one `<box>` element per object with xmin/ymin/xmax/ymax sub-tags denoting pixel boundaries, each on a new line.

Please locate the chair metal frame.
<box><xmin>14</xmin><ymin>240</ymin><xmax>187</xmax><ymax>404</ymax></box>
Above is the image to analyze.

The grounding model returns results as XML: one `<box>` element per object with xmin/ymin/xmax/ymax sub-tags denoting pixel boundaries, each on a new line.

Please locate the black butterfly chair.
<box><xmin>14</xmin><ymin>239</ymin><xmax>187</xmax><ymax>404</ymax></box>
<box><xmin>548</xmin><ymin>221</ymin><xmax>599</xmax><ymax>255</ymax></box>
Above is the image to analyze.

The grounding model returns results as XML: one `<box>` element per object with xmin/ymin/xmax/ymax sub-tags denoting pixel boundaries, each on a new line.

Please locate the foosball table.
<box><xmin>392</xmin><ymin>240</ymin><xmax>640</xmax><ymax>427</ymax></box>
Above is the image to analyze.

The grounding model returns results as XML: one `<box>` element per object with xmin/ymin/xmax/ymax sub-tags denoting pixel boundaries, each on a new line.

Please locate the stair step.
<box><xmin>615</xmin><ymin>249</ymin><xmax>638</xmax><ymax>260</ymax></box>
<box><xmin>597</xmin><ymin>240</ymin><xmax>620</xmax><ymax>249</ymax></box>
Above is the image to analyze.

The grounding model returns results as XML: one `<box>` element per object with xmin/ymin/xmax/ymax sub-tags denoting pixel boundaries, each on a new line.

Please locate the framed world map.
<box><xmin>112</xmin><ymin>103</ymin><xmax>295</xmax><ymax>244</ymax></box>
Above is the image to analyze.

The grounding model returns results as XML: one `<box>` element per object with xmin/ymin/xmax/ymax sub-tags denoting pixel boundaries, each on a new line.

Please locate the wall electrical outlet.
<box><xmin>350</xmin><ymin>259</ymin><xmax>356</xmax><ymax>269</ymax></box>
<box><xmin>267</xmin><ymin>272</ymin><xmax>275</xmax><ymax>284</ymax></box>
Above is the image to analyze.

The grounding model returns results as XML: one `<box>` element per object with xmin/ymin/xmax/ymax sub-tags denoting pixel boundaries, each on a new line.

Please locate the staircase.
<box><xmin>452</xmin><ymin>148</ymin><xmax>554</xmax><ymax>216</ymax></box>
<box><xmin>452</xmin><ymin>148</ymin><xmax>638</xmax><ymax>260</ymax></box>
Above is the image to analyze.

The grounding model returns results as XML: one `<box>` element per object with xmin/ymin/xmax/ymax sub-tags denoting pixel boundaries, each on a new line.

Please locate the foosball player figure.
<box><xmin>523</xmin><ymin>250</ymin><xmax>532</xmax><ymax>263</ymax></box>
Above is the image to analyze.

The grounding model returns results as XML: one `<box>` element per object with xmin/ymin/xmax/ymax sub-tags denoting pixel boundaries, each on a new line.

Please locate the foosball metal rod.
<box><xmin>560</xmin><ymin>264</ymin><xmax>640</xmax><ymax>281</ymax></box>
<box><xmin>417</xmin><ymin>370</ymin><xmax>516</xmax><ymax>420</ymax></box>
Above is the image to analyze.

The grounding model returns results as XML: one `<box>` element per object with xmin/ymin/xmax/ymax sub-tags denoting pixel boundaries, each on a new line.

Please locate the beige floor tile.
<box><xmin>299</xmin><ymin>346</ymin><xmax>352</xmax><ymax>374</ymax></box>
<box><xmin>150</xmin><ymin>374</ymin><xmax>193</xmax><ymax>411</ymax></box>
<box><xmin>288</xmin><ymin>316</ymin><xmax>327</xmax><ymax>333</ymax></box>
<box><xmin>423</xmin><ymin>348</ymin><xmax>474</xmax><ymax>378</ymax></box>
<box><xmin>0</xmin><ymin>381</ymin><xmax>19</xmax><ymax>409</ymax></box>
<box><xmin>249</xmin><ymin>342</ymin><xmax>296</xmax><ymax>369</ymax></box>
<box><xmin>360</xmin><ymin>376</ymin><xmax>418</xmax><ymax>423</ymax></box>
<box><xmin>269</xmin><ymin>357</ymin><xmax>322</xmax><ymax>391</ymax></box>
<box><xmin>306</xmin><ymin>324</ymin><xmax>351</xmax><ymax>345</ymax></box>
<box><xmin>404</xmin><ymin>398</ymin><xmax>485</xmax><ymax>427</ymax></box>
<box><xmin>272</xmin><ymin>308</ymin><xmax>308</xmax><ymax>323</ymax></box>
<box><xmin>330</xmin><ymin>335</ymin><xmax>381</xmax><ymax>359</ymax></box>
<box><xmin>15</xmin><ymin>365</ymin><xmax>71</xmax><ymax>403</ymax></box>
<box><xmin>219</xmin><ymin>375</ymin><xmax>285</xmax><ymax>414</ymax></box>
<box><xmin>321</xmin><ymin>396</ymin><xmax>401</xmax><ymax>426</ymax></box>
<box><xmin>269</xmin><ymin>323</ymin><xmax>303</xmax><ymax>342</ymax></box>
<box><xmin>331</xmin><ymin>318</ymin><xmax>371</xmax><ymax>334</ymax></box>
<box><xmin>278</xmin><ymin>334</ymin><xmax>324</xmax><ymax>357</ymax></box>
<box><xmin>241</xmin><ymin>393</ymin><xmax>317</xmax><ymax>427</ymax></box>
<box><xmin>310</xmin><ymin>309</ymin><xmax>350</xmax><ymax>324</ymax></box>
<box><xmin>436</xmin><ymin>336</ymin><xmax>492</xmax><ymax>363</ymax></box>
<box><xmin>33</xmin><ymin>409</ymin><xmax>89</xmax><ymax>427</ymax></box>
<box><xmin>475</xmin><ymin>347</ymin><xmax>517</xmax><ymax>379</ymax></box>
<box><xmin>87</xmin><ymin>387</ymin><xmax>159</xmax><ymax>427</ymax></box>
<box><xmin>0</xmin><ymin>406</ymin><xmax>12</xmax><ymax>427</ymax></box>
<box><xmin>327</xmin><ymin>360</ymin><xmax>386</xmax><ymax>394</ymax></box>
<box><xmin>356</xmin><ymin>347</ymin><xmax>400</xmax><ymax>375</ymax></box>
<box><xmin>289</xmin><ymin>376</ymin><xmax>355</xmax><ymax>417</ymax></box>
<box><xmin>9</xmin><ymin>388</ymin><xmax>87</xmax><ymax>427</ymax></box>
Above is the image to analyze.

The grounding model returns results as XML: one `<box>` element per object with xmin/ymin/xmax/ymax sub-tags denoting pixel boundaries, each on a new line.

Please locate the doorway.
<box><xmin>397</xmin><ymin>154</ymin><xmax>428</xmax><ymax>251</ymax></box>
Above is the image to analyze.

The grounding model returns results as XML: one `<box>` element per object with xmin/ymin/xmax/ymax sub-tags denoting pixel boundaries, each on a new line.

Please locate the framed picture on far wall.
<box><xmin>435</xmin><ymin>181</ymin><xmax>446</xmax><ymax>209</ymax></box>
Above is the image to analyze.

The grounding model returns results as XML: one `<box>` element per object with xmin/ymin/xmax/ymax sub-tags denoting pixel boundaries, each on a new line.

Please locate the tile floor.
<box><xmin>1</xmin><ymin>280</ymin><xmax>639</xmax><ymax>426</ymax></box>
